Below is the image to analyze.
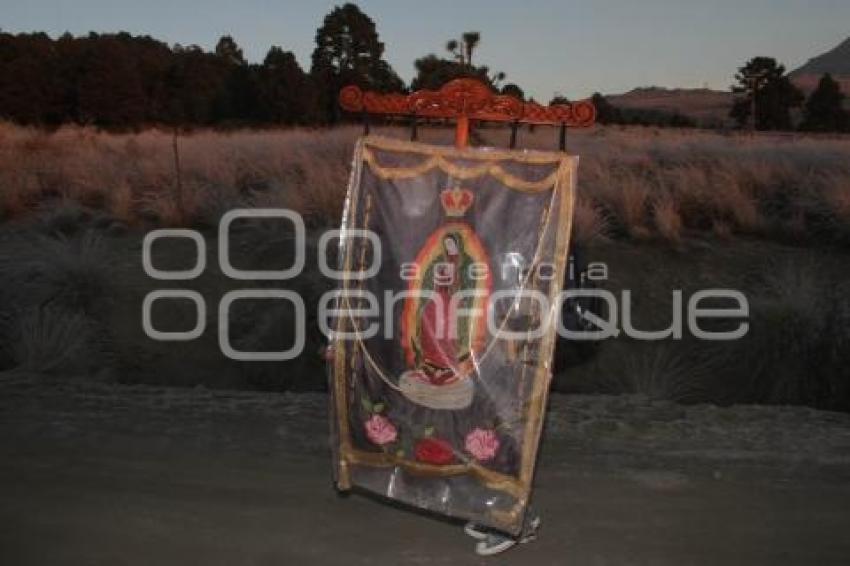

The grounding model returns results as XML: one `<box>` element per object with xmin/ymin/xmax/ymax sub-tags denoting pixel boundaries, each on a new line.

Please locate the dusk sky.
<box><xmin>3</xmin><ymin>0</ymin><xmax>848</xmax><ymax>99</ymax></box>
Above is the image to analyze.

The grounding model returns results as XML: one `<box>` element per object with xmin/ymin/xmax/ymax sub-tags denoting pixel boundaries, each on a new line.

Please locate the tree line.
<box><xmin>0</xmin><ymin>4</ymin><xmax>514</xmax><ymax>129</ymax></box>
<box><xmin>0</xmin><ymin>5</ymin><xmax>386</xmax><ymax>128</ymax></box>
<box><xmin>0</xmin><ymin>3</ymin><xmax>846</xmax><ymax>132</ymax></box>
<box><xmin>730</xmin><ymin>56</ymin><xmax>848</xmax><ymax>132</ymax></box>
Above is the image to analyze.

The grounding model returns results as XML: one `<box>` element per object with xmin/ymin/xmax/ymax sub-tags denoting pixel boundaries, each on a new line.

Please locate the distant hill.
<box><xmin>603</xmin><ymin>37</ymin><xmax>850</xmax><ymax>127</ymax></box>
<box><xmin>791</xmin><ymin>37</ymin><xmax>850</xmax><ymax>77</ymax></box>
<box><xmin>605</xmin><ymin>87</ymin><xmax>734</xmax><ymax>127</ymax></box>
<box><xmin>790</xmin><ymin>36</ymin><xmax>850</xmax><ymax>95</ymax></box>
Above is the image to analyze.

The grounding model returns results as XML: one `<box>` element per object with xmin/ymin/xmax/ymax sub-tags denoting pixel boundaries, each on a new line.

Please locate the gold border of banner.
<box><xmin>332</xmin><ymin>136</ymin><xmax>577</xmax><ymax>531</ymax></box>
<box><xmin>332</xmin><ymin>137</ymin><xmax>367</xmax><ymax>490</ymax></box>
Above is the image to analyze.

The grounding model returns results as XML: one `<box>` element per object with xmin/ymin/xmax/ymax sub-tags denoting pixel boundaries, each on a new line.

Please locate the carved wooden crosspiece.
<box><xmin>339</xmin><ymin>78</ymin><xmax>596</xmax><ymax>128</ymax></box>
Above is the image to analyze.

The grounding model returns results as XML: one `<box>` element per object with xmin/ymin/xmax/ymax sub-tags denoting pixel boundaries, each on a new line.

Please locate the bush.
<box><xmin>0</xmin><ymin>306</ymin><xmax>107</xmax><ymax>376</ymax></box>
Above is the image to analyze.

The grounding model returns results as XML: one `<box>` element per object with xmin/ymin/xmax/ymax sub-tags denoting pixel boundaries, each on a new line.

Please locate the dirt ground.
<box><xmin>1</xmin><ymin>378</ymin><xmax>849</xmax><ymax>565</ymax></box>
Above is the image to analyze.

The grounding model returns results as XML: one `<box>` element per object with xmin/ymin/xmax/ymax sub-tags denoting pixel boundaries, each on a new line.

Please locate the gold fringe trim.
<box><xmin>364</xmin><ymin>135</ymin><xmax>570</xmax><ymax>163</ymax></box>
<box><xmin>361</xmin><ymin>137</ymin><xmax>566</xmax><ymax>193</ymax></box>
<box><xmin>363</xmin><ymin>147</ymin><xmax>558</xmax><ymax>192</ymax></box>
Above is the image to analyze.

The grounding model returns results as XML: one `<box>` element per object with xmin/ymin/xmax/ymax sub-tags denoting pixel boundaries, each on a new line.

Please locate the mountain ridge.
<box><xmin>601</xmin><ymin>36</ymin><xmax>850</xmax><ymax>125</ymax></box>
<box><xmin>791</xmin><ymin>36</ymin><xmax>850</xmax><ymax>77</ymax></box>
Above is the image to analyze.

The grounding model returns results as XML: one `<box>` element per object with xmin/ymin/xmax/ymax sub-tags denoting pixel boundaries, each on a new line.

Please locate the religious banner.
<box><xmin>329</xmin><ymin>135</ymin><xmax>577</xmax><ymax>535</ymax></box>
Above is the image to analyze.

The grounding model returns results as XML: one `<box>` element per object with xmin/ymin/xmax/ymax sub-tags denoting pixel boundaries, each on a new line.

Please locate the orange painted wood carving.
<box><xmin>339</xmin><ymin>78</ymin><xmax>597</xmax><ymax>128</ymax></box>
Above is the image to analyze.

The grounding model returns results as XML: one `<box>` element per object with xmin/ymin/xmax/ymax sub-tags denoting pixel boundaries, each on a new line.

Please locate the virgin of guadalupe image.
<box><xmin>399</xmin><ymin>187</ymin><xmax>491</xmax><ymax>410</ymax></box>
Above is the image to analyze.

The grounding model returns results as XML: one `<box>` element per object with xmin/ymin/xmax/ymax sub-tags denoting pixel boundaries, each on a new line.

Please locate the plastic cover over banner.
<box><xmin>329</xmin><ymin>135</ymin><xmax>577</xmax><ymax>535</ymax></box>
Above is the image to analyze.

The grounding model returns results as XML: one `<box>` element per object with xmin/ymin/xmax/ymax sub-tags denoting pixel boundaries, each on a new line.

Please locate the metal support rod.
<box><xmin>509</xmin><ymin>120</ymin><xmax>518</xmax><ymax>149</ymax></box>
<box><xmin>559</xmin><ymin>122</ymin><xmax>567</xmax><ymax>152</ymax></box>
<box><xmin>362</xmin><ymin>110</ymin><xmax>370</xmax><ymax>135</ymax></box>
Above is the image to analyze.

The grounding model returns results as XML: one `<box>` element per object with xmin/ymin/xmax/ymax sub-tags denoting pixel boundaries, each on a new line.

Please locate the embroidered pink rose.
<box><xmin>465</xmin><ymin>428</ymin><xmax>500</xmax><ymax>462</ymax></box>
<box><xmin>364</xmin><ymin>414</ymin><xmax>397</xmax><ymax>446</ymax></box>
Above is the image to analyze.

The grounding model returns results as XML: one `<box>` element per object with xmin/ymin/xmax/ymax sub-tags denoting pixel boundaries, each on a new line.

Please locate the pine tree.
<box><xmin>259</xmin><ymin>46</ymin><xmax>317</xmax><ymax>124</ymax></box>
<box><xmin>590</xmin><ymin>93</ymin><xmax>622</xmax><ymax>124</ymax></box>
<box><xmin>501</xmin><ymin>83</ymin><xmax>525</xmax><ymax>101</ymax></box>
<box><xmin>411</xmin><ymin>33</ymin><xmax>505</xmax><ymax>92</ymax></box>
<box><xmin>310</xmin><ymin>4</ymin><xmax>403</xmax><ymax>123</ymax></box>
<box><xmin>799</xmin><ymin>73</ymin><xmax>848</xmax><ymax>132</ymax></box>
<box><xmin>730</xmin><ymin>57</ymin><xmax>804</xmax><ymax>130</ymax></box>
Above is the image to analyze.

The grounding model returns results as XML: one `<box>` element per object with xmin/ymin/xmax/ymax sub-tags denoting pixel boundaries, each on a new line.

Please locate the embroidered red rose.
<box><xmin>414</xmin><ymin>437</ymin><xmax>454</xmax><ymax>465</ymax></box>
<box><xmin>464</xmin><ymin>428</ymin><xmax>500</xmax><ymax>462</ymax></box>
<box><xmin>364</xmin><ymin>414</ymin><xmax>397</xmax><ymax>446</ymax></box>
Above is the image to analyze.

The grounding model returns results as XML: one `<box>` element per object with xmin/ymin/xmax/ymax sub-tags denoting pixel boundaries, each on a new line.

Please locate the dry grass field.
<box><xmin>1</xmin><ymin>122</ymin><xmax>849</xmax><ymax>246</ymax></box>
<box><xmin>0</xmin><ymin>122</ymin><xmax>849</xmax><ymax>409</ymax></box>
